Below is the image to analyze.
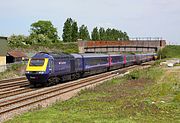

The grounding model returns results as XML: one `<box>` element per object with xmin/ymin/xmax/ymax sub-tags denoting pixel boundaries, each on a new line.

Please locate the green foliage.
<box><xmin>62</xmin><ymin>18</ymin><xmax>79</xmax><ymax>42</ymax></box>
<box><xmin>50</xmin><ymin>42</ymin><xmax>79</xmax><ymax>53</ymax></box>
<box><xmin>29</xmin><ymin>34</ymin><xmax>52</xmax><ymax>45</ymax></box>
<box><xmin>78</xmin><ymin>25</ymin><xmax>90</xmax><ymax>40</ymax></box>
<box><xmin>12</xmin><ymin>42</ymin><xmax>79</xmax><ymax>53</ymax></box>
<box><xmin>126</xmin><ymin>67</ymin><xmax>163</xmax><ymax>81</ymax></box>
<box><xmin>126</xmin><ymin>70</ymin><xmax>140</xmax><ymax>80</ymax></box>
<box><xmin>91</xmin><ymin>27</ymin><xmax>100</xmax><ymax>40</ymax></box>
<box><xmin>30</xmin><ymin>20</ymin><xmax>59</xmax><ymax>43</ymax></box>
<box><xmin>123</xmin><ymin>32</ymin><xmax>129</xmax><ymax>40</ymax></box>
<box><xmin>173</xmin><ymin>92</ymin><xmax>180</xmax><ymax>102</ymax></box>
<box><xmin>62</xmin><ymin>18</ymin><xmax>73</xmax><ymax>42</ymax></box>
<box><xmin>106</xmin><ymin>28</ymin><xmax>112</xmax><ymax>40</ymax></box>
<box><xmin>99</xmin><ymin>27</ymin><xmax>106</xmax><ymax>40</ymax></box>
<box><xmin>158</xmin><ymin>45</ymin><xmax>180</xmax><ymax>58</ymax></box>
<box><xmin>91</xmin><ymin>27</ymin><xmax>129</xmax><ymax>41</ymax></box>
<box><xmin>8</xmin><ymin>35</ymin><xmax>29</xmax><ymax>47</ymax></box>
<box><xmin>71</xmin><ymin>21</ymin><xmax>78</xmax><ymax>42</ymax></box>
<box><xmin>10</xmin><ymin>63</ymin><xmax>24</xmax><ymax>71</ymax></box>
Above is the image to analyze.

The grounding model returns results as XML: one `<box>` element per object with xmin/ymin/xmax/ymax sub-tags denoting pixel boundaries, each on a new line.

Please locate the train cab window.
<box><xmin>30</xmin><ymin>59</ymin><xmax>45</xmax><ymax>66</ymax></box>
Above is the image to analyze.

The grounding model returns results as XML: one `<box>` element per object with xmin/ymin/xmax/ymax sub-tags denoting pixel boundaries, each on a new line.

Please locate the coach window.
<box><xmin>120</xmin><ymin>56</ymin><xmax>124</xmax><ymax>62</ymax></box>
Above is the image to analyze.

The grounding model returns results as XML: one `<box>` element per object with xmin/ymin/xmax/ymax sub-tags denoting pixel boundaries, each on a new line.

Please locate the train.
<box><xmin>25</xmin><ymin>52</ymin><xmax>157</xmax><ymax>86</ymax></box>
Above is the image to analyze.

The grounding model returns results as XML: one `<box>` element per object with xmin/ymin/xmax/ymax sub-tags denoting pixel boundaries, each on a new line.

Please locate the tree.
<box><xmin>62</xmin><ymin>18</ymin><xmax>73</xmax><ymax>42</ymax></box>
<box><xmin>99</xmin><ymin>27</ymin><xmax>106</xmax><ymax>40</ymax></box>
<box><xmin>8</xmin><ymin>35</ymin><xmax>29</xmax><ymax>47</ymax></box>
<box><xmin>91</xmin><ymin>27</ymin><xmax>100</xmax><ymax>40</ymax></box>
<box><xmin>104</xmin><ymin>28</ymin><xmax>129</xmax><ymax>41</ymax></box>
<box><xmin>158</xmin><ymin>47</ymin><xmax>168</xmax><ymax>59</ymax></box>
<box><xmin>79</xmin><ymin>25</ymin><xmax>90</xmax><ymax>40</ymax></box>
<box><xmin>71</xmin><ymin>21</ymin><xmax>78</xmax><ymax>42</ymax></box>
<box><xmin>105</xmin><ymin>28</ymin><xmax>112</xmax><ymax>40</ymax></box>
<box><xmin>123</xmin><ymin>32</ymin><xmax>129</xmax><ymax>40</ymax></box>
<box><xmin>30</xmin><ymin>20</ymin><xmax>58</xmax><ymax>43</ymax></box>
<box><xmin>29</xmin><ymin>34</ymin><xmax>51</xmax><ymax>44</ymax></box>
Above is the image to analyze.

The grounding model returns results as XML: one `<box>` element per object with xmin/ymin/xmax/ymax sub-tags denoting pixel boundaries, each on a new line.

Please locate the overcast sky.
<box><xmin>0</xmin><ymin>0</ymin><xmax>180</xmax><ymax>44</ymax></box>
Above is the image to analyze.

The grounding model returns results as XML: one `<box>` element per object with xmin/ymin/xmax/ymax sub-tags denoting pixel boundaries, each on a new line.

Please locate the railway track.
<box><xmin>0</xmin><ymin>63</ymin><xmax>153</xmax><ymax>122</ymax></box>
<box><xmin>0</xmin><ymin>77</ymin><xmax>26</xmax><ymax>84</ymax></box>
<box><xmin>0</xmin><ymin>77</ymin><xmax>29</xmax><ymax>90</ymax></box>
<box><xmin>0</xmin><ymin>87</ymin><xmax>35</xmax><ymax>100</ymax></box>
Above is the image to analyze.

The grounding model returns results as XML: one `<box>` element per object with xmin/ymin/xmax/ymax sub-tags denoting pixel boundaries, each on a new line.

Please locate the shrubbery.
<box><xmin>158</xmin><ymin>45</ymin><xmax>180</xmax><ymax>58</ymax></box>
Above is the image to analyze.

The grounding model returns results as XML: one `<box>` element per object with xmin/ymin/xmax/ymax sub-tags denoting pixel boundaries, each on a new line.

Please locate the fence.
<box><xmin>129</xmin><ymin>37</ymin><xmax>163</xmax><ymax>41</ymax></box>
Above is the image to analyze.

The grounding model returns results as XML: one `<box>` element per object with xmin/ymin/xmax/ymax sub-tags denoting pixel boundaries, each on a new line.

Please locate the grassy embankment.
<box><xmin>159</xmin><ymin>45</ymin><xmax>180</xmax><ymax>58</ymax></box>
<box><xmin>8</xmin><ymin>42</ymin><xmax>79</xmax><ymax>53</ymax></box>
<box><xmin>6</xmin><ymin>63</ymin><xmax>180</xmax><ymax>123</ymax></box>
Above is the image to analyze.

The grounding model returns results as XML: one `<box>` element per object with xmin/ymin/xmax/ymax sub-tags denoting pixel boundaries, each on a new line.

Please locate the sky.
<box><xmin>0</xmin><ymin>0</ymin><xmax>180</xmax><ymax>44</ymax></box>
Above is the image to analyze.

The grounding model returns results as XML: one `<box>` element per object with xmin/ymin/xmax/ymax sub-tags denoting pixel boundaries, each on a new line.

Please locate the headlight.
<box><xmin>25</xmin><ymin>71</ymin><xmax>30</xmax><ymax>74</ymax></box>
<box><xmin>38</xmin><ymin>71</ymin><xmax>45</xmax><ymax>74</ymax></box>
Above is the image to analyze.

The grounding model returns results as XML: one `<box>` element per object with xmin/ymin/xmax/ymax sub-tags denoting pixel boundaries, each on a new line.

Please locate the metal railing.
<box><xmin>130</xmin><ymin>37</ymin><xmax>163</xmax><ymax>41</ymax></box>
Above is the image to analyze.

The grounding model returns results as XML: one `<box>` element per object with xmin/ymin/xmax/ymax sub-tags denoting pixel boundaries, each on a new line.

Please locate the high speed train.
<box><xmin>25</xmin><ymin>52</ymin><xmax>157</xmax><ymax>86</ymax></box>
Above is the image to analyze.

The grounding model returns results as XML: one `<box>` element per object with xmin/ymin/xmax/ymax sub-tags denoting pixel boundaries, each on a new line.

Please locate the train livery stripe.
<box><xmin>26</xmin><ymin>58</ymin><xmax>49</xmax><ymax>72</ymax></box>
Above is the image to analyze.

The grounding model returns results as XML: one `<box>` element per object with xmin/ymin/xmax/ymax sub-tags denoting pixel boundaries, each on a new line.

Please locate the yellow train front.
<box><xmin>25</xmin><ymin>52</ymin><xmax>53</xmax><ymax>86</ymax></box>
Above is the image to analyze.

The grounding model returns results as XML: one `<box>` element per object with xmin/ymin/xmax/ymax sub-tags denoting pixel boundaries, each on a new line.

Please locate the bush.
<box><xmin>126</xmin><ymin>70</ymin><xmax>140</xmax><ymax>80</ymax></box>
<box><xmin>158</xmin><ymin>45</ymin><xmax>180</xmax><ymax>58</ymax></box>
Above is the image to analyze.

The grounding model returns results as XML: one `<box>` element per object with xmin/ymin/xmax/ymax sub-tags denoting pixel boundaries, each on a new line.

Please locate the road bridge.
<box><xmin>78</xmin><ymin>38</ymin><xmax>166</xmax><ymax>53</ymax></box>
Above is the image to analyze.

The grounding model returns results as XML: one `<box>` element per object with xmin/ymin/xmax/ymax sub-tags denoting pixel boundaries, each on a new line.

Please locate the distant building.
<box><xmin>0</xmin><ymin>36</ymin><xmax>8</xmax><ymax>72</ymax></box>
<box><xmin>7</xmin><ymin>51</ymin><xmax>28</xmax><ymax>63</ymax></box>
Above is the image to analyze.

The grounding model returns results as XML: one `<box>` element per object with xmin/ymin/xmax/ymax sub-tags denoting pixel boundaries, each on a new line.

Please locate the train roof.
<box><xmin>32</xmin><ymin>52</ymin><xmax>50</xmax><ymax>58</ymax></box>
<box><xmin>32</xmin><ymin>52</ymin><xmax>74</xmax><ymax>59</ymax></box>
<box><xmin>80</xmin><ymin>53</ymin><xmax>109</xmax><ymax>58</ymax></box>
<box><xmin>71</xmin><ymin>53</ymin><xmax>83</xmax><ymax>58</ymax></box>
<box><xmin>110</xmin><ymin>54</ymin><xmax>124</xmax><ymax>56</ymax></box>
<box><xmin>49</xmin><ymin>52</ymin><xmax>73</xmax><ymax>58</ymax></box>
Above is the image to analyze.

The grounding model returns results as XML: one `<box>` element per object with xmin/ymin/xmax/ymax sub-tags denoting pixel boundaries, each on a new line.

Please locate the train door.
<box><xmin>70</xmin><ymin>59</ymin><xmax>75</xmax><ymax>73</ymax></box>
<box><xmin>108</xmin><ymin>55</ymin><xmax>112</xmax><ymax>67</ymax></box>
<box><xmin>123</xmin><ymin>55</ymin><xmax>126</xmax><ymax>67</ymax></box>
<box><xmin>49</xmin><ymin>59</ymin><xmax>54</xmax><ymax>74</ymax></box>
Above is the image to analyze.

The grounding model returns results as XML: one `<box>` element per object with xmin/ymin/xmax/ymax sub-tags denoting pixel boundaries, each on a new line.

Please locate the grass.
<box><xmin>6</xmin><ymin>66</ymin><xmax>180</xmax><ymax>123</ymax></box>
<box><xmin>158</xmin><ymin>45</ymin><xmax>180</xmax><ymax>58</ymax></box>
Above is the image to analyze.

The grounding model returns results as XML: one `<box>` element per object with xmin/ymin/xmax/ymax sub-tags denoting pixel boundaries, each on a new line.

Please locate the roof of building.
<box><xmin>0</xmin><ymin>37</ymin><xmax>8</xmax><ymax>56</ymax></box>
<box><xmin>0</xmin><ymin>36</ymin><xmax>7</xmax><ymax>39</ymax></box>
<box><xmin>7</xmin><ymin>51</ymin><xmax>27</xmax><ymax>58</ymax></box>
